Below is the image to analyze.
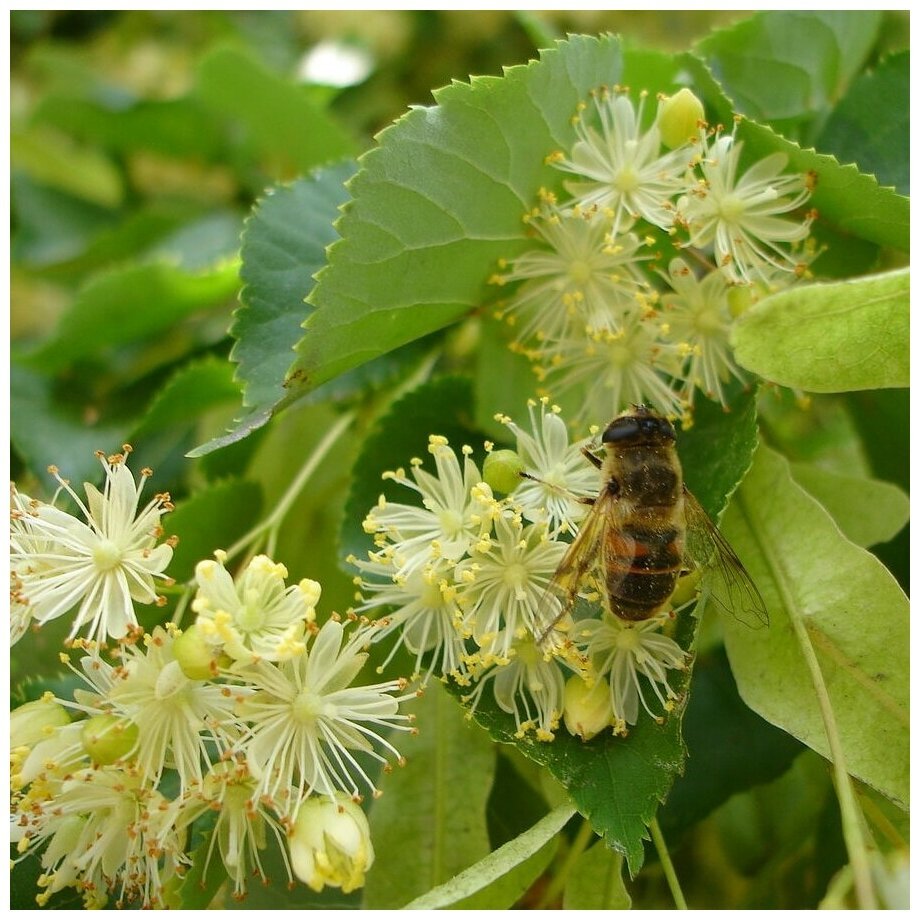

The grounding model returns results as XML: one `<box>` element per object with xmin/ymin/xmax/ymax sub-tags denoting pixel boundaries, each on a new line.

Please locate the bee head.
<box><xmin>602</xmin><ymin>407</ymin><xmax>676</xmax><ymax>446</ymax></box>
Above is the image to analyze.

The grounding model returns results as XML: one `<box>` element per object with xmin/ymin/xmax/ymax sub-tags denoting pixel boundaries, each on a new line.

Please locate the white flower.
<box><xmin>492</xmin><ymin>207</ymin><xmax>648</xmax><ymax>340</ymax></box>
<box><xmin>233</xmin><ymin>618</ymin><xmax>414</xmax><ymax>816</ymax></box>
<box><xmin>349</xmin><ymin>555</ymin><xmax>468</xmax><ymax>683</ymax></box>
<box><xmin>68</xmin><ymin>626</ymin><xmax>244</xmax><ymax>787</ymax></box>
<box><xmin>496</xmin><ymin>398</ymin><xmax>597</xmax><ymax>532</ymax></box>
<box><xmin>456</xmin><ymin>514</ymin><xmax>567</xmax><ymax>660</ymax></box>
<box><xmin>289</xmin><ymin>792</ymin><xmax>375</xmax><ymax>894</ymax></box>
<box><xmin>464</xmin><ymin>630</ymin><xmax>566</xmax><ymax>741</ymax></box>
<box><xmin>362</xmin><ymin>436</ymin><xmax>497</xmax><ymax>579</ymax></box>
<box><xmin>680</xmin><ymin>132</ymin><xmax>813</xmax><ymax>283</ymax></box>
<box><xmin>659</xmin><ymin>257</ymin><xmax>747</xmax><ymax>407</ymax></box>
<box><xmin>550</xmin><ymin>90</ymin><xmax>692</xmax><ymax>236</ymax></box>
<box><xmin>537</xmin><ymin>311</ymin><xmax>687</xmax><ymax>424</ymax></box>
<box><xmin>13</xmin><ymin>763</ymin><xmax>183</xmax><ymax>909</ymax></box>
<box><xmin>172</xmin><ymin>760</ymin><xmax>291</xmax><ymax>901</ymax></box>
<box><xmin>573</xmin><ymin>613</ymin><xmax>688</xmax><ymax>734</ymax></box>
<box><xmin>192</xmin><ymin>551</ymin><xmax>319</xmax><ymax>664</ymax></box>
<box><xmin>9</xmin><ymin>449</ymin><xmax>174</xmax><ymax>645</ymax></box>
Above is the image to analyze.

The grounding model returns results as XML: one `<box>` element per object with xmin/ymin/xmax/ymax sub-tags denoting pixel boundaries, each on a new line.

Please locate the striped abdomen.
<box><xmin>603</xmin><ymin>442</ymin><xmax>685</xmax><ymax>622</ymax></box>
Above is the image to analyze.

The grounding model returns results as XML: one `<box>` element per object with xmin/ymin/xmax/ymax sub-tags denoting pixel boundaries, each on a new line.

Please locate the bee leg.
<box><xmin>581</xmin><ymin>447</ymin><xmax>603</xmax><ymax>469</ymax></box>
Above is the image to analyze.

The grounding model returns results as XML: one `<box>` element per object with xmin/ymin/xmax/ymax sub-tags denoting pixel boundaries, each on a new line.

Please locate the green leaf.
<box><xmin>23</xmin><ymin>260</ymin><xmax>241</xmax><ymax>372</ymax></box>
<box><xmin>563</xmin><ymin>841</ymin><xmax>632</xmax><ymax>909</ymax></box>
<box><xmin>362</xmin><ymin>682</ymin><xmax>496</xmax><ymax>908</ymax></box>
<box><xmin>233</xmin><ymin>163</ymin><xmax>356</xmax><ymax>410</ymax></box>
<box><xmin>164</xmin><ymin>830</ymin><xmax>228</xmax><ymax>909</ymax></box>
<box><xmin>131</xmin><ymin>357</ymin><xmax>242</xmax><ymax>441</ymax></box>
<box><xmin>788</xmin><ymin>462</ymin><xmax>909</xmax><ymax>548</ymax></box>
<box><xmin>735</xmin><ymin>119</ymin><xmax>908</xmax><ymax>252</ymax></box>
<box><xmin>696</xmin><ymin>11</ymin><xmax>881</xmax><ymax>138</ymax></box>
<box><xmin>10</xmin><ymin>362</ymin><xmax>133</xmax><ymax>485</ymax></box>
<box><xmin>721</xmin><ymin>445</ymin><xmax>909</xmax><ymax>807</ymax></box>
<box><xmin>732</xmin><ymin>269</ymin><xmax>909</xmax><ymax>392</ymax></box>
<box><xmin>658</xmin><ymin>646</ymin><xmax>803</xmax><ymax>837</ymax></box>
<box><xmin>404</xmin><ymin>804</ymin><xmax>574</xmax><ymax>909</ymax></box>
<box><xmin>11</xmin><ymin>127</ymin><xmax>124</xmax><ymax>208</ymax></box>
<box><xmin>196</xmin><ymin>46</ymin><xmax>355</xmax><ymax>176</ymax></box>
<box><xmin>165</xmin><ymin>478</ymin><xmax>263</xmax><ymax>584</ymax></box>
<box><xmin>817</xmin><ymin>52</ymin><xmax>909</xmax><ymax>196</ymax></box>
<box><xmin>295</xmin><ymin>34</ymin><xmax>626</xmax><ymax>397</ymax></box>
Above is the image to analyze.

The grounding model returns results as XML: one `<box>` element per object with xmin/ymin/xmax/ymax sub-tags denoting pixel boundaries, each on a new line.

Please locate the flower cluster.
<box><xmin>351</xmin><ymin>399</ymin><xmax>690</xmax><ymax>743</ymax></box>
<box><xmin>10</xmin><ymin>452</ymin><xmax>414</xmax><ymax>908</ymax></box>
<box><xmin>491</xmin><ymin>86</ymin><xmax>815</xmax><ymax>424</ymax></box>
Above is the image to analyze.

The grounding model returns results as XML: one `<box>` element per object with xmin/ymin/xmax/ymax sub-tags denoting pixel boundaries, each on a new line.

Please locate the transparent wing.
<box><xmin>683</xmin><ymin>487</ymin><xmax>769</xmax><ymax>629</ymax></box>
<box><xmin>535</xmin><ymin>490</ymin><xmax>616</xmax><ymax>646</ymax></box>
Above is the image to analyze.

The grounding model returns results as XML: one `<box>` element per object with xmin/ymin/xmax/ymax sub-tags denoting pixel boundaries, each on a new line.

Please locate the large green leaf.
<box><xmin>563</xmin><ymin>840</ymin><xmax>631</xmax><ymax>909</ymax></box>
<box><xmin>788</xmin><ymin>462</ymin><xmax>909</xmax><ymax>549</ymax></box>
<box><xmin>195</xmin><ymin>46</ymin><xmax>355</xmax><ymax>177</ymax></box>
<box><xmin>732</xmin><ymin>269</ymin><xmax>909</xmax><ymax>392</ymax></box>
<box><xmin>232</xmin><ymin>164</ymin><xmax>357</xmax><ymax>409</ymax></box>
<box><xmin>21</xmin><ymin>260</ymin><xmax>240</xmax><ymax>372</ymax></box>
<box><xmin>696</xmin><ymin>11</ymin><xmax>881</xmax><ymax>139</ymax></box>
<box><xmin>403</xmin><ymin>804</ymin><xmax>573</xmax><ymax>909</ymax></box>
<box><xmin>294</xmin><ymin>34</ymin><xmax>626</xmax><ymax>397</ymax></box>
<box><xmin>362</xmin><ymin>682</ymin><xmax>496</xmax><ymax>908</ymax></box>
<box><xmin>817</xmin><ymin>52</ymin><xmax>909</xmax><ymax>196</ymax></box>
<box><xmin>721</xmin><ymin>445</ymin><xmax>909</xmax><ymax>807</ymax></box>
<box><xmin>735</xmin><ymin>120</ymin><xmax>909</xmax><ymax>253</ymax></box>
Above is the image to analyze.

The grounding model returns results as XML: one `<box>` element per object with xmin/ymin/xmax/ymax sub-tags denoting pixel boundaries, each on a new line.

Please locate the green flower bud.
<box><xmin>483</xmin><ymin>449</ymin><xmax>525</xmax><ymax>495</ymax></box>
<box><xmin>81</xmin><ymin>713</ymin><xmax>139</xmax><ymax>765</ymax></box>
<box><xmin>657</xmin><ymin>88</ymin><xmax>705</xmax><ymax>150</ymax></box>
<box><xmin>289</xmin><ymin>793</ymin><xmax>375</xmax><ymax>894</ymax></box>
<box><xmin>671</xmin><ymin>569</ymin><xmax>702</xmax><ymax>607</ymax></box>
<box><xmin>726</xmin><ymin>284</ymin><xmax>754</xmax><ymax>319</ymax></box>
<box><xmin>173</xmin><ymin>623</ymin><xmax>223</xmax><ymax>680</ymax></box>
<box><xmin>563</xmin><ymin>675</ymin><xmax>613</xmax><ymax>741</ymax></box>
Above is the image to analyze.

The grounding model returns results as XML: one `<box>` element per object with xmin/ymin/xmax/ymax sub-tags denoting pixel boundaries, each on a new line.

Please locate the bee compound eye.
<box><xmin>602</xmin><ymin>418</ymin><xmax>640</xmax><ymax>443</ymax></box>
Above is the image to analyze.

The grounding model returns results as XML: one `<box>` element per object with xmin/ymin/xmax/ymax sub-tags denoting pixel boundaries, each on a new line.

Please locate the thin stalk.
<box><xmin>737</xmin><ymin>489</ymin><xmax>877</xmax><ymax>910</ymax></box>
<box><xmin>223</xmin><ymin>410</ymin><xmax>355</xmax><ymax>563</ymax></box>
<box><xmin>536</xmin><ymin>817</ymin><xmax>595</xmax><ymax>908</ymax></box>
<box><xmin>650</xmin><ymin>816</ymin><xmax>687</xmax><ymax>910</ymax></box>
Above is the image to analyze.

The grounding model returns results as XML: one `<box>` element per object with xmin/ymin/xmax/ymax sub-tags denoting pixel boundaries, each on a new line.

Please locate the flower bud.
<box><xmin>289</xmin><ymin>793</ymin><xmax>375</xmax><ymax>894</ymax></box>
<box><xmin>726</xmin><ymin>284</ymin><xmax>754</xmax><ymax>319</ymax></box>
<box><xmin>657</xmin><ymin>88</ymin><xmax>705</xmax><ymax>150</ymax></box>
<box><xmin>483</xmin><ymin>449</ymin><xmax>526</xmax><ymax>495</ymax></box>
<box><xmin>10</xmin><ymin>696</ymin><xmax>70</xmax><ymax>749</ymax></box>
<box><xmin>671</xmin><ymin>569</ymin><xmax>702</xmax><ymax>607</ymax></box>
<box><xmin>173</xmin><ymin>623</ymin><xmax>224</xmax><ymax>679</ymax></box>
<box><xmin>563</xmin><ymin>675</ymin><xmax>613</xmax><ymax>741</ymax></box>
<box><xmin>81</xmin><ymin>713</ymin><xmax>139</xmax><ymax>765</ymax></box>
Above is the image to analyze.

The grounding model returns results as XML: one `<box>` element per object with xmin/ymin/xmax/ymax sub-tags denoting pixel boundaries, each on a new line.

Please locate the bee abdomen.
<box><xmin>605</xmin><ymin>525</ymin><xmax>683</xmax><ymax>621</ymax></box>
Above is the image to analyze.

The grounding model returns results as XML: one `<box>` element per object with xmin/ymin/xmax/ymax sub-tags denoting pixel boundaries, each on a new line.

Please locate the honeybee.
<box><xmin>534</xmin><ymin>405</ymin><xmax>768</xmax><ymax>643</ymax></box>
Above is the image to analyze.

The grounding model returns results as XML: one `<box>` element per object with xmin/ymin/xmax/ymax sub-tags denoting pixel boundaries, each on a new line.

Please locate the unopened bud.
<box><xmin>563</xmin><ymin>675</ymin><xmax>613</xmax><ymax>741</ymax></box>
<box><xmin>289</xmin><ymin>793</ymin><xmax>375</xmax><ymax>894</ymax></box>
<box><xmin>726</xmin><ymin>284</ymin><xmax>754</xmax><ymax>319</ymax></box>
<box><xmin>483</xmin><ymin>449</ymin><xmax>526</xmax><ymax>495</ymax></box>
<box><xmin>81</xmin><ymin>714</ymin><xmax>138</xmax><ymax>765</ymax></box>
<box><xmin>671</xmin><ymin>569</ymin><xmax>702</xmax><ymax>607</ymax></box>
<box><xmin>657</xmin><ymin>88</ymin><xmax>705</xmax><ymax>150</ymax></box>
<box><xmin>173</xmin><ymin>623</ymin><xmax>224</xmax><ymax>679</ymax></box>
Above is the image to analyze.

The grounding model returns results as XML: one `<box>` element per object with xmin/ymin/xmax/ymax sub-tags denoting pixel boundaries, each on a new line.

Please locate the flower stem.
<box><xmin>650</xmin><ymin>816</ymin><xmax>687</xmax><ymax>909</ymax></box>
<box><xmin>224</xmin><ymin>410</ymin><xmax>355</xmax><ymax>563</ymax></box>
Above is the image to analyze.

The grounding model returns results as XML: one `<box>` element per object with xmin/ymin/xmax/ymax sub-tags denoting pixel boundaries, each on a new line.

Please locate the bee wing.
<box><xmin>683</xmin><ymin>487</ymin><xmax>769</xmax><ymax>629</ymax></box>
<box><xmin>535</xmin><ymin>490</ymin><xmax>615</xmax><ymax>646</ymax></box>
